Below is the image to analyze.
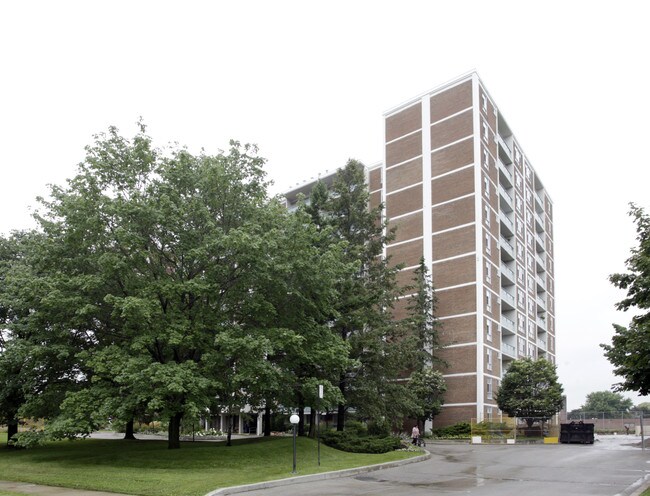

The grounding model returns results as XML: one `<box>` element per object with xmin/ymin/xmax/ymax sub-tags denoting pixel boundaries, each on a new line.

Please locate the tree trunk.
<box><xmin>6</xmin><ymin>418</ymin><xmax>18</xmax><ymax>447</ymax></box>
<box><xmin>167</xmin><ymin>412</ymin><xmax>183</xmax><ymax>449</ymax></box>
<box><xmin>298</xmin><ymin>398</ymin><xmax>305</xmax><ymax>437</ymax></box>
<box><xmin>308</xmin><ymin>410</ymin><xmax>316</xmax><ymax>438</ymax></box>
<box><xmin>226</xmin><ymin>415</ymin><xmax>232</xmax><ymax>447</ymax></box>
<box><xmin>124</xmin><ymin>418</ymin><xmax>136</xmax><ymax>440</ymax></box>
<box><xmin>337</xmin><ymin>375</ymin><xmax>346</xmax><ymax>431</ymax></box>
<box><xmin>264</xmin><ymin>405</ymin><xmax>271</xmax><ymax>437</ymax></box>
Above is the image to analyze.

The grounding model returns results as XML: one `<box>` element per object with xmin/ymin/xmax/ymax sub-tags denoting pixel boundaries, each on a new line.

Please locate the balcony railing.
<box><xmin>502</xmin><ymin>342</ymin><xmax>516</xmax><ymax>357</ymax></box>
<box><xmin>501</xmin><ymin>288</ymin><xmax>515</xmax><ymax>307</ymax></box>
<box><xmin>536</xmin><ymin>316</ymin><xmax>547</xmax><ymax>330</ymax></box>
<box><xmin>501</xmin><ymin>315</ymin><xmax>516</xmax><ymax>333</ymax></box>
<box><xmin>500</xmin><ymin>211</ymin><xmax>514</xmax><ymax>233</ymax></box>
<box><xmin>537</xmin><ymin>338</ymin><xmax>547</xmax><ymax>350</ymax></box>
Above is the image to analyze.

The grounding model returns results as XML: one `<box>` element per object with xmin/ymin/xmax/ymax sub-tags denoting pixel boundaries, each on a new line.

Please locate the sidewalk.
<box><xmin>0</xmin><ymin>480</ymin><xmax>131</xmax><ymax>495</ymax></box>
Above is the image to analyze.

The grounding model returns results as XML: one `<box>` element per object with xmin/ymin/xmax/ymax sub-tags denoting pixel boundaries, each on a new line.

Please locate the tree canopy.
<box><xmin>579</xmin><ymin>391</ymin><xmax>633</xmax><ymax>417</ymax></box>
<box><xmin>496</xmin><ymin>358</ymin><xmax>564</xmax><ymax>427</ymax></box>
<box><xmin>603</xmin><ymin>204</ymin><xmax>650</xmax><ymax>395</ymax></box>
<box><xmin>0</xmin><ymin>124</ymin><xmax>352</xmax><ymax>448</ymax></box>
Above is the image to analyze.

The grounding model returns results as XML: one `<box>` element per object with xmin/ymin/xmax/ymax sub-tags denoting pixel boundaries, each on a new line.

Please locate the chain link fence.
<box><xmin>561</xmin><ymin>411</ymin><xmax>646</xmax><ymax>434</ymax></box>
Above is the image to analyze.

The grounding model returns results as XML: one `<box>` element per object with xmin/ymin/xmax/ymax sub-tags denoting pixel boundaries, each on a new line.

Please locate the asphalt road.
<box><xmin>237</xmin><ymin>435</ymin><xmax>650</xmax><ymax>496</ymax></box>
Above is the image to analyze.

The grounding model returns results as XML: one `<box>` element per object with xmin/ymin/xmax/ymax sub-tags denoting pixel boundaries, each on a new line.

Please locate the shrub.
<box><xmin>430</xmin><ymin>422</ymin><xmax>471</xmax><ymax>438</ymax></box>
<box><xmin>320</xmin><ymin>429</ymin><xmax>401</xmax><ymax>453</ymax></box>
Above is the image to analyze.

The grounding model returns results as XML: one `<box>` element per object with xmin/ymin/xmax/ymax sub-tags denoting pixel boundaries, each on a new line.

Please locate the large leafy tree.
<box><xmin>0</xmin><ymin>232</ymin><xmax>87</xmax><ymax>447</ymax></box>
<box><xmin>603</xmin><ymin>204</ymin><xmax>650</xmax><ymax>395</ymax></box>
<box><xmin>579</xmin><ymin>391</ymin><xmax>633</xmax><ymax>418</ymax></box>
<box><xmin>3</xmin><ymin>124</ymin><xmax>349</xmax><ymax>449</ymax></box>
<box><xmin>496</xmin><ymin>358</ymin><xmax>564</xmax><ymax>427</ymax></box>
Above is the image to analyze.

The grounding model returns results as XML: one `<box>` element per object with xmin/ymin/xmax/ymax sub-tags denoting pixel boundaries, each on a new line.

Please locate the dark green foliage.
<box><xmin>0</xmin><ymin>124</ymin><xmax>351</xmax><ymax>449</ymax></box>
<box><xmin>579</xmin><ymin>391</ymin><xmax>633</xmax><ymax>416</ymax></box>
<box><xmin>429</xmin><ymin>422</ymin><xmax>471</xmax><ymax>438</ymax></box>
<box><xmin>604</xmin><ymin>204</ymin><xmax>650</xmax><ymax>395</ymax></box>
<box><xmin>496</xmin><ymin>358</ymin><xmax>564</xmax><ymax>428</ymax></box>
<box><xmin>319</xmin><ymin>429</ymin><xmax>402</xmax><ymax>453</ymax></box>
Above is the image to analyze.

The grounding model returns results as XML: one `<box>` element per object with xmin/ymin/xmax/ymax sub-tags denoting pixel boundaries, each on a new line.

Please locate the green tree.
<box><xmin>4</xmin><ymin>124</ymin><xmax>350</xmax><ymax>449</ymax></box>
<box><xmin>636</xmin><ymin>402</ymin><xmax>650</xmax><ymax>414</ymax></box>
<box><xmin>603</xmin><ymin>204</ymin><xmax>650</xmax><ymax>395</ymax></box>
<box><xmin>579</xmin><ymin>391</ymin><xmax>633</xmax><ymax>417</ymax></box>
<box><xmin>303</xmin><ymin>160</ymin><xmax>408</xmax><ymax>430</ymax></box>
<box><xmin>403</xmin><ymin>257</ymin><xmax>443</xmax><ymax>369</ymax></box>
<box><xmin>496</xmin><ymin>358</ymin><xmax>564</xmax><ymax>428</ymax></box>
<box><xmin>407</xmin><ymin>368</ymin><xmax>447</xmax><ymax>431</ymax></box>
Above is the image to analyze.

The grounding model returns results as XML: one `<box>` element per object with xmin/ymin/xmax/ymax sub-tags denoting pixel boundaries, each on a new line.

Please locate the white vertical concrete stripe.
<box><xmin>471</xmin><ymin>73</ymin><xmax>485</xmax><ymax>421</ymax></box>
<box><xmin>421</xmin><ymin>96</ymin><xmax>433</xmax><ymax>273</ymax></box>
<box><xmin>382</xmin><ymin>115</ymin><xmax>388</xmax><ymax>260</ymax></box>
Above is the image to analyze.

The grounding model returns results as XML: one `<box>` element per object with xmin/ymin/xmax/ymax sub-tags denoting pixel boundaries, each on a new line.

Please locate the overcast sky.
<box><xmin>1</xmin><ymin>1</ymin><xmax>649</xmax><ymax>410</ymax></box>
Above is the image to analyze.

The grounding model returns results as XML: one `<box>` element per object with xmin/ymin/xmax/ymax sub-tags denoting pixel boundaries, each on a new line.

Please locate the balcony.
<box><xmin>534</xmin><ymin>190</ymin><xmax>544</xmax><ymax>214</ymax></box>
<box><xmin>500</xmin><ymin>236</ymin><xmax>515</xmax><ymax>261</ymax></box>
<box><xmin>499</xmin><ymin>211</ymin><xmax>515</xmax><ymax>238</ymax></box>
<box><xmin>502</xmin><ymin>341</ymin><xmax>517</xmax><ymax>358</ymax></box>
<box><xmin>535</xmin><ymin>232</ymin><xmax>545</xmax><ymax>253</ymax></box>
<box><xmin>501</xmin><ymin>288</ymin><xmax>515</xmax><ymax>310</ymax></box>
<box><xmin>536</xmin><ymin>316</ymin><xmax>547</xmax><ymax>330</ymax></box>
<box><xmin>536</xmin><ymin>273</ymin><xmax>547</xmax><ymax>292</ymax></box>
<box><xmin>497</xmin><ymin>134</ymin><xmax>513</xmax><ymax>163</ymax></box>
<box><xmin>501</xmin><ymin>315</ymin><xmax>516</xmax><ymax>335</ymax></box>
<box><xmin>535</xmin><ymin>252</ymin><xmax>546</xmax><ymax>273</ymax></box>
<box><xmin>500</xmin><ymin>263</ymin><xmax>515</xmax><ymax>286</ymax></box>
<box><xmin>537</xmin><ymin>338</ymin><xmax>547</xmax><ymax>350</ymax></box>
<box><xmin>536</xmin><ymin>295</ymin><xmax>547</xmax><ymax>311</ymax></box>
<box><xmin>534</xmin><ymin>211</ymin><xmax>545</xmax><ymax>233</ymax></box>
<box><xmin>499</xmin><ymin>185</ymin><xmax>514</xmax><ymax>213</ymax></box>
<box><xmin>498</xmin><ymin>160</ymin><xmax>514</xmax><ymax>189</ymax></box>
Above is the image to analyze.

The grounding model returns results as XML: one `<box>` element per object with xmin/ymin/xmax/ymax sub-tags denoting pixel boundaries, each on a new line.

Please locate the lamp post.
<box><xmin>290</xmin><ymin>413</ymin><xmax>300</xmax><ymax>473</ymax></box>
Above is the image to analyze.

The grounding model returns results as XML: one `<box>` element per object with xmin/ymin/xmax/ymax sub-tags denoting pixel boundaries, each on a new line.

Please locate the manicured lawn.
<box><xmin>0</xmin><ymin>433</ymin><xmax>419</xmax><ymax>496</ymax></box>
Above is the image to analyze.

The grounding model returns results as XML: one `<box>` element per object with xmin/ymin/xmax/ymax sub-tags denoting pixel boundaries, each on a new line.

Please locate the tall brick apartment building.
<box><xmin>286</xmin><ymin>72</ymin><xmax>555</xmax><ymax>427</ymax></box>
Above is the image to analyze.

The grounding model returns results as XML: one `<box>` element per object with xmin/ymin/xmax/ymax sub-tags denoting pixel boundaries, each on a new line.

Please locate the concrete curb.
<box><xmin>204</xmin><ymin>450</ymin><xmax>431</xmax><ymax>495</ymax></box>
<box><xmin>618</xmin><ymin>473</ymin><xmax>650</xmax><ymax>496</ymax></box>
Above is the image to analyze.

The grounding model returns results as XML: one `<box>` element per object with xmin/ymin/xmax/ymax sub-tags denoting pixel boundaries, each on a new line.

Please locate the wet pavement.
<box><xmin>1</xmin><ymin>435</ymin><xmax>649</xmax><ymax>495</ymax></box>
<box><xmin>229</xmin><ymin>435</ymin><xmax>650</xmax><ymax>496</ymax></box>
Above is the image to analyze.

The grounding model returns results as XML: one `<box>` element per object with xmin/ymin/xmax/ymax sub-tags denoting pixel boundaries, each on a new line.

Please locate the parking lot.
<box><xmin>237</xmin><ymin>435</ymin><xmax>650</xmax><ymax>496</ymax></box>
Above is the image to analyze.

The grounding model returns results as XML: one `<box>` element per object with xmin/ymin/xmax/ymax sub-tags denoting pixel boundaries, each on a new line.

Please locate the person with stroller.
<box><xmin>412</xmin><ymin>425</ymin><xmax>420</xmax><ymax>445</ymax></box>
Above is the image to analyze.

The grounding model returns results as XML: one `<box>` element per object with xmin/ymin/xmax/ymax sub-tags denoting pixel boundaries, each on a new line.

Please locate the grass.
<box><xmin>0</xmin><ymin>432</ymin><xmax>419</xmax><ymax>496</ymax></box>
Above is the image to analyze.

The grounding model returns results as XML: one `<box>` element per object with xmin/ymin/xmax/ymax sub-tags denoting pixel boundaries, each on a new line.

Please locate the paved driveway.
<box><xmin>238</xmin><ymin>436</ymin><xmax>650</xmax><ymax>496</ymax></box>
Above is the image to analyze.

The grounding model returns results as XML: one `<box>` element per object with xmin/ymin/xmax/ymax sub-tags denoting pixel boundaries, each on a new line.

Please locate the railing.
<box><xmin>536</xmin><ymin>317</ymin><xmax>547</xmax><ymax>330</ymax></box>
<box><xmin>501</xmin><ymin>342</ymin><xmax>516</xmax><ymax>357</ymax></box>
<box><xmin>537</xmin><ymin>338</ymin><xmax>547</xmax><ymax>350</ymax></box>
<box><xmin>499</xmin><ymin>211</ymin><xmax>514</xmax><ymax>232</ymax></box>
<box><xmin>501</xmin><ymin>315</ymin><xmax>516</xmax><ymax>333</ymax></box>
<box><xmin>499</xmin><ymin>184</ymin><xmax>513</xmax><ymax>205</ymax></box>
<box><xmin>500</xmin><ymin>264</ymin><xmax>515</xmax><ymax>281</ymax></box>
<box><xmin>501</xmin><ymin>288</ymin><xmax>515</xmax><ymax>306</ymax></box>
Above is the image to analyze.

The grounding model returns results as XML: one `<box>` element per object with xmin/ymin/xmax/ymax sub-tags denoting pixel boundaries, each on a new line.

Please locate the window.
<box><xmin>486</xmin><ymin>349</ymin><xmax>493</xmax><ymax>371</ymax></box>
<box><xmin>483</xmin><ymin>147</ymin><xmax>489</xmax><ymax>169</ymax></box>
<box><xmin>486</xmin><ymin>261</ymin><xmax>492</xmax><ymax>283</ymax></box>
<box><xmin>517</xmin><ymin>263</ymin><xmax>525</xmax><ymax>283</ymax></box>
<box><xmin>487</xmin><ymin>378</ymin><xmax>493</xmax><ymax>399</ymax></box>
<box><xmin>528</xmin><ymin>320</ymin><xmax>535</xmax><ymax>338</ymax></box>
<box><xmin>516</xmin><ymin>195</ymin><xmax>523</xmax><ymax>213</ymax></box>
<box><xmin>484</xmin><ymin>204</ymin><xmax>490</xmax><ymax>227</ymax></box>
<box><xmin>527</xmin><ymin>253</ymin><xmax>534</xmax><ymax>271</ymax></box>
<box><xmin>482</xmin><ymin>121</ymin><xmax>489</xmax><ymax>142</ymax></box>
<box><xmin>515</xmin><ymin>172</ymin><xmax>522</xmax><ymax>190</ymax></box>
<box><xmin>517</xmin><ymin>290</ymin><xmax>525</xmax><ymax>309</ymax></box>
<box><xmin>485</xmin><ymin>231</ymin><xmax>491</xmax><ymax>254</ymax></box>
<box><xmin>518</xmin><ymin>337</ymin><xmax>525</xmax><ymax>355</ymax></box>
<box><xmin>484</xmin><ymin>175</ymin><xmax>490</xmax><ymax>198</ymax></box>
<box><xmin>517</xmin><ymin>314</ymin><xmax>525</xmax><ymax>334</ymax></box>
<box><xmin>486</xmin><ymin>319</ymin><xmax>492</xmax><ymax>341</ymax></box>
<box><xmin>514</xmin><ymin>148</ymin><xmax>520</xmax><ymax>164</ymax></box>
<box><xmin>487</xmin><ymin>406</ymin><xmax>493</xmax><ymax>420</ymax></box>
<box><xmin>482</xmin><ymin>94</ymin><xmax>488</xmax><ymax>112</ymax></box>
<box><xmin>486</xmin><ymin>290</ymin><xmax>492</xmax><ymax>312</ymax></box>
